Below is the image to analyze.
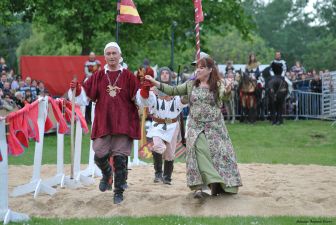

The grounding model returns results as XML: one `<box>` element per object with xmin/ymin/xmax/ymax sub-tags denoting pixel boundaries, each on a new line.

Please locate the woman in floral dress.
<box><xmin>145</xmin><ymin>57</ymin><xmax>242</xmax><ymax>198</ymax></box>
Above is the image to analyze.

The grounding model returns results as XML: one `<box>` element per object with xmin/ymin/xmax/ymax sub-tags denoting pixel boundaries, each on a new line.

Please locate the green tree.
<box><xmin>298</xmin><ymin>0</ymin><xmax>336</xmax><ymax>70</ymax></box>
<box><xmin>3</xmin><ymin>0</ymin><xmax>254</xmax><ymax>71</ymax></box>
<box><xmin>0</xmin><ymin>22</ymin><xmax>31</xmax><ymax>70</ymax></box>
<box><xmin>315</xmin><ymin>0</ymin><xmax>336</xmax><ymax>36</ymax></box>
<box><xmin>242</xmin><ymin>0</ymin><xmax>331</xmax><ymax>70</ymax></box>
<box><xmin>302</xmin><ymin>35</ymin><xmax>336</xmax><ymax>71</ymax></box>
<box><xmin>207</xmin><ymin>29</ymin><xmax>274</xmax><ymax>65</ymax></box>
<box><xmin>0</xmin><ymin>0</ymin><xmax>32</xmax><ymax>69</ymax></box>
<box><xmin>17</xmin><ymin>24</ymin><xmax>81</xmax><ymax>56</ymax></box>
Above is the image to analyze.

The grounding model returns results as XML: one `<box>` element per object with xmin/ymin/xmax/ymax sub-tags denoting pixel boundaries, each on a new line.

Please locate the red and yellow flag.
<box><xmin>117</xmin><ymin>0</ymin><xmax>143</xmax><ymax>24</ymax></box>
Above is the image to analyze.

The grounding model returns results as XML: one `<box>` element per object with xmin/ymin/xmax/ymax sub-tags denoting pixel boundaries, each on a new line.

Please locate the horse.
<box><xmin>237</xmin><ymin>71</ymin><xmax>257</xmax><ymax>123</ymax></box>
<box><xmin>262</xmin><ymin>67</ymin><xmax>289</xmax><ymax>125</ymax></box>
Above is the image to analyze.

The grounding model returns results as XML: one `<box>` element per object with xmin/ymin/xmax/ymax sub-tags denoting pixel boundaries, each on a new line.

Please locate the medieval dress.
<box><xmin>158</xmin><ymin>80</ymin><xmax>242</xmax><ymax>193</ymax></box>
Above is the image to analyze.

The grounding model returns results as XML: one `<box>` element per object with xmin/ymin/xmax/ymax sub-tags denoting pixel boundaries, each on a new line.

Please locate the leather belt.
<box><xmin>152</xmin><ymin>116</ymin><xmax>178</xmax><ymax>124</ymax></box>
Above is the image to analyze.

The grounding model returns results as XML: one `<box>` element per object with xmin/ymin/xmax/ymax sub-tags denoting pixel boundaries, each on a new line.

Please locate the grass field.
<box><xmin>14</xmin><ymin>216</ymin><xmax>336</xmax><ymax>225</ymax></box>
<box><xmin>229</xmin><ymin>120</ymin><xmax>336</xmax><ymax>166</ymax></box>
<box><xmin>9</xmin><ymin>120</ymin><xmax>336</xmax><ymax>166</ymax></box>
<box><xmin>6</xmin><ymin>119</ymin><xmax>336</xmax><ymax>225</ymax></box>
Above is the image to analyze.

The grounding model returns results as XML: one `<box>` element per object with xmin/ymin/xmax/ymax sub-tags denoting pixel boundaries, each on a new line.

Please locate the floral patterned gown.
<box><xmin>159</xmin><ymin>81</ymin><xmax>242</xmax><ymax>192</ymax></box>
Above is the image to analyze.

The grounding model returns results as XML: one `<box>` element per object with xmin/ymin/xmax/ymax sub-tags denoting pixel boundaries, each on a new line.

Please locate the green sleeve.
<box><xmin>158</xmin><ymin>81</ymin><xmax>190</xmax><ymax>96</ymax></box>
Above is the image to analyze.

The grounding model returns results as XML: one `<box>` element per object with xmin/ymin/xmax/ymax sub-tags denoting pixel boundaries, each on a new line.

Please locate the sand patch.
<box><xmin>7</xmin><ymin>163</ymin><xmax>336</xmax><ymax>218</ymax></box>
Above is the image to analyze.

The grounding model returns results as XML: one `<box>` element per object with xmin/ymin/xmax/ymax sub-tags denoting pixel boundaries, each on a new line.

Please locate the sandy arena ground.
<box><xmin>7</xmin><ymin>163</ymin><xmax>336</xmax><ymax>218</ymax></box>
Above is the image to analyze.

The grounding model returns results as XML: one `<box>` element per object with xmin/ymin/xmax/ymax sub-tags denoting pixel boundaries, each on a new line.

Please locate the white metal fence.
<box><xmin>321</xmin><ymin>71</ymin><xmax>336</xmax><ymax>120</ymax></box>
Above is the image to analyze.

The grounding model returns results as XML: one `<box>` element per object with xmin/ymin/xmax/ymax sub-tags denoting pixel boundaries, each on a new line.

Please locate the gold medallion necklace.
<box><xmin>106</xmin><ymin>70</ymin><xmax>122</xmax><ymax>97</ymax></box>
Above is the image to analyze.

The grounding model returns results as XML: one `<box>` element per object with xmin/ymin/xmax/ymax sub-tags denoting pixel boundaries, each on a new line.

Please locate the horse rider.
<box><xmin>269</xmin><ymin>51</ymin><xmax>292</xmax><ymax>97</ymax></box>
<box><xmin>270</xmin><ymin>51</ymin><xmax>287</xmax><ymax>78</ymax></box>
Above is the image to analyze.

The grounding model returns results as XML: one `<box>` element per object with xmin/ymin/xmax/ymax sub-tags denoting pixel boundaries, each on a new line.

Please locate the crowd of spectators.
<box><xmin>0</xmin><ymin>56</ymin><xmax>49</xmax><ymax>115</ymax></box>
<box><xmin>287</xmin><ymin>61</ymin><xmax>323</xmax><ymax>93</ymax></box>
<box><xmin>0</xmin><ymin>54</ymin><xmax>331</xmax><ymax>117</ymax></box>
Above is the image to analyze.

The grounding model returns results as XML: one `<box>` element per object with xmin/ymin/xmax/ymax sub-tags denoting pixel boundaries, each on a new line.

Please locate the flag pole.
<box><xmin>194</xmin><ymin>0</ymin><xmax>202</xmax><ymax>61</ymax></box>
<box><xmin>195</xmin><ymin>22</ymin><xmax>200</xmax><ymax>61</ymax></box>
<box><xmin>116</xmin><ymin>0</ymin><xmax>121</xmax><ymax>43</ymax></box>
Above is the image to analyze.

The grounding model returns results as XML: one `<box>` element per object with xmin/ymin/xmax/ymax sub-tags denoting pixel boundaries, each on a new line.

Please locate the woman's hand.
<box><xmin>144</xmin><ymin>75</ymin><xmax>155</xmax><ymax>82</ymax></box>
<box><xmin>145</xmin><ymin>75</ymin><xmax>160</xmax><ymax>87</ymax></box>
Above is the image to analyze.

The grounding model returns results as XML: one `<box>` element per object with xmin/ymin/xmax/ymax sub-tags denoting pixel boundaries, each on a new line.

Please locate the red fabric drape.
<box><xmin>5</xmin><ymin>97</ymin><xmax>87</xmax><ymax>156</ymax></box>
<box><xmin>48</xmin><ymin>97</ymin><xmax>68</xmax><ymax>134</ymax></box>
<box><xmin>6</xmin><ymin>105</ymin><xmax>34</xmax><ymax>156</ymax></box>
<box><xmin>27</xmin><ymin>101</ymin><xmax>40</xmax><ymax>142</ymax></box>
<box><xmin>64</xmin><ymin>101</ymin><xmax>89</xmax><ymax>134</ymax></box>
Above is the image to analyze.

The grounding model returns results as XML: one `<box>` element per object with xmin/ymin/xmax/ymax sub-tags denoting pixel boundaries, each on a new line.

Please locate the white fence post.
<box><xmin>73</xmin><ymin>113</ymin><xmax>95</xmax><ymax>185</ymax></box>
<box><xmin>81</xmin><ymin>102</ymin><xmax>102</xmax><ymax>177</ymax></box>
<box><xmin>44</xmin><ymin>124</ymin><xmax>66</xmax><ymax>187</ymax></box>
<box><xmin>0</xmin><ymin>120</ymin><xmax>30</xmax><ymax>224</ymax></box>
<box><xmin>129</xmin><ymin>140</ymin><xmax>147</xmax><ymax>167</ymax></box>
<box><xmin>45</xmin><ymin>103</ymin><xmax>95</xmax><ymax>188</ymax></box>
<box><xmin>11</xmin><ymin>97</ymin><xmax>57</xmax><ymax>198</ymax></box>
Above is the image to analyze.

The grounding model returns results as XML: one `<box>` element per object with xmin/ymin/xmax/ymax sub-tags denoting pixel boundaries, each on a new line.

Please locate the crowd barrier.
<box><xmin>322</xmin><ymin>71</ymin><xmax>336</xmax><ymax>123</ymax></box>
<box><xmin>222</xmin><ymin>89</ymin><xmax>335</xmax><ymax>122</ymax></box>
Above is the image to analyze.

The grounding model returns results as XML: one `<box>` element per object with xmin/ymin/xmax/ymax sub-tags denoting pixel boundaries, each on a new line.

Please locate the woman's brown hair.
<box><xmin>195</xmin><ymin>57</ymin><xmax>221</xmax><ymax>103</ymax></box>
<box><xmin>248</xmin><ymin>52</ymin><xmax>257</xmax><ymax>65</ymax></box>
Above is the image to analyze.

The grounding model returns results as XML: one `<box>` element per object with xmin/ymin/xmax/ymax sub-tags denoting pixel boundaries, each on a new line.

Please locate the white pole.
<box><xmin>74</xmin><ymin>105</ymin><xmax>85</xmax><ymax>176</ymax></box>
<box><xmin>81</xmin><ymin>102</ymin><xmax>102</xmax><ymax>177</ymax></box>
<box><xmin>73</xmin><ymin>115</ymin><xmax>94</xmax><ymax>185</ymax></box>
<box><xmin>44</xmin><ymin>123</ymin><xmax>66</xmax><ymax>188</ymax></box>
<box><xmin>56</xmin><ymin>124</ymin><xmax>64</xmax><ymax>175</ymax></box>
<box><xmin>32</xmin><ymin>98</ymin><xmax>47</xmax><ymax>181</ymax></box>
<box><xmin>70</xmin><ymin>85</ymin><xmax>76</xmax><ymax>180</ymax></box>
<box><xmin>0</xmin><ymin>120</ymin><xmax>9</xmax><ymax>223</ymax></box>
<box><xmin>74</xmin><ymin>119</ymin><xmax>82</xmax><ymax>177</ymax></box>
<box><xmin>129</xmin><ymin>140</ymin><xmax>146</xmax><ymax>166</ymax></box>
<box><xmin>0</xmin><ymin>120</ymin><xmax>30</xmax><ymax>224</ymax></box>
<box><xmin>46</xmin><ymin>103</ymin><xmax>94</xmax><ymax>189</ymax></box>
<box><xmin>133</xmin><ymin>140</ymin><xmax>139</xmax><ymax>165</ymax></box>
